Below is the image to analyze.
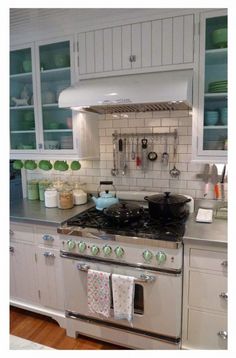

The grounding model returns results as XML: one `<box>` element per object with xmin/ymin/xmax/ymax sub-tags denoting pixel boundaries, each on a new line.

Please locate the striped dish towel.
<box><xmin>87</xmin><ymin>269</ymin><xmax>111</xmax><ymax>318</ymax></box>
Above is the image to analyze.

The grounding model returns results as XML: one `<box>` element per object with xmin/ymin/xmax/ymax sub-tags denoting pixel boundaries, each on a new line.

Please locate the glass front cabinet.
<box><xmin>194</xmin><ymin>10</ymin><xmax>227</xmax><ymax>162</ymax></box>
<box><xmin>10</xmin><ymin>36</ymin><xmax>79</xmax><ymax>158</ymax></box>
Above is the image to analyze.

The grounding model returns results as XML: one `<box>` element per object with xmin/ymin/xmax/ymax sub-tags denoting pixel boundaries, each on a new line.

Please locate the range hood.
<box><xmin>58</xmin><ymin>70</ymin><xmax>192</xmax><ymax>114</ymax></box>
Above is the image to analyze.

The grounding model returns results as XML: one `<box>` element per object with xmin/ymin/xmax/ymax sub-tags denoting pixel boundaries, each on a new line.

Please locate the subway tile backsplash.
<box><xmin>26</xmin><ymin>110</ymin><xmax>227</xmax><ymax>200</ymax></box>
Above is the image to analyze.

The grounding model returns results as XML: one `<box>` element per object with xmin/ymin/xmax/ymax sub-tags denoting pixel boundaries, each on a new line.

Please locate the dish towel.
<box><xmin>112</xmin><ymin>274</ymin><xmax>135</xmax><ymax>322</ymax></box>
<box><xmin>87</xmin><ymin>269</ymin><xmax>111</xmax><ymax>318</ymax></box>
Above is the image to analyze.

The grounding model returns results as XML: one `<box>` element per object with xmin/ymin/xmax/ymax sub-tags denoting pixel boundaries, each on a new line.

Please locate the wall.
<box><xmin>25</xmin><ymin>109</ymin><xmax>226</xmax><ymax>200</ymax></box>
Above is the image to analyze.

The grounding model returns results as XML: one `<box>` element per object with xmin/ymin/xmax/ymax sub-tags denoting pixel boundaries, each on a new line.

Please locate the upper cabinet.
<box><xmin>10</xmin><ymin>36</ymin><xmax>99</xmax><ymax>160</ymax></box>
<box><xmin>192</xmin><ymin>10</ymin><xmax>227</xmax><ymax>163</ymax></box>
<box><xmin>77</xmin><ymin>14</ymin><xmax>194</xmax><ymax>79</ymax></box>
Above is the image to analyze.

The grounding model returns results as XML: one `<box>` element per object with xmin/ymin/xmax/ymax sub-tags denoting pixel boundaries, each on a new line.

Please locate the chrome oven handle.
<box><xmin>77</xmin><ymin>263</ymin><xmax>90</xmax><ymax>271</ymax></box>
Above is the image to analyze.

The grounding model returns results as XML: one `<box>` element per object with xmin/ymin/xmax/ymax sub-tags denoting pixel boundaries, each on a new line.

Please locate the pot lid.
<box><xmin>104</xmin><ymin>201</ymin><xmax>144</xmax><ymax>219</ymax></box>
<box><xmin>145</xmin><ymin>192</ymin><xmax>191</xmax><ymax>205</ymax></box>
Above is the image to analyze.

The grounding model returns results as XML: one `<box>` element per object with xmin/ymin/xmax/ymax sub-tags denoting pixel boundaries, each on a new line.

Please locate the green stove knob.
<box><xmin>115</xmin><ymin>246</ymin><xmax>124</xmax><ymax>258</ymax></box>
<box><xmin>91</xmin><ymin>245</ymin><xmax>99</xmax><ymax>256</ymax></box>
<box><xmin>142</xmin><ymin>250</ymin><xmax>153</xmax><ymax>262</ymax></box>
<box><xmin>78</xmin><ymin>241</ymin><xmax>86</xmax><ymax>253</ymax></box>
<box><xmin>67</xmin><ymin>239</ymin><xmax>76</xmax><ymax>250</ymax></box>
<box><xmin>103</xmin><ymin>245</ymin><xmax>112</xmax><ymax>256</ymax></box>
<box><xmin>156</xmin><ymin>251</ymin><xmax>167</xmax><ymax>264</ymax></box>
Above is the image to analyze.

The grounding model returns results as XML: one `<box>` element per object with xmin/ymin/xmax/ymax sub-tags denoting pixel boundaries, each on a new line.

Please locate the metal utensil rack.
<box><xmin>112</xmin><ymin>129</ymin><xmax>178</xmax><ymax>140</ymax></box>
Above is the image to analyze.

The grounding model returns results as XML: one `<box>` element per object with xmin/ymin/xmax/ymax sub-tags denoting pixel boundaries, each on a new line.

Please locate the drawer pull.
<box><xmin>10</xmin><ymin>229</ymin><xmax>14</xmax><ymax>235</ymax></box>
<box><xmin>43</xmin><ymin>252</ymin><xmax>55</xmax><ymax>258</ymax></box>
<box><xmin>219</xmin><ymin>292</ymin><xmax>228</xmax><ymax>300</ymax></box>
<box><xmin>221</xmin><ymin>260</ymin><xmax>228</xmax><ymax>267</ymax></box>
<box><xmin>218</xmin><ymin>331</ymin><xmax>228</xmax><ymax>340</ymax></box>
<box><xmin>42</xmin><ymin>234</ymin><xmax>54</xmax><ymax>241</ymax></box>
<box><xmin>10</xmin><ymin>246</ymin><xmax>14</xmax><ymax>253</ymax></box>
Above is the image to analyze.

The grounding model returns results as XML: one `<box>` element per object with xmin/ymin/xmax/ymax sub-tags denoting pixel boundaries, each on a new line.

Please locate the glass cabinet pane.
<box><xmin>10</xmin><ymin>47</ymin><xmax>37</xmax><ymax>150</ymax></box>
<box><xmin>203</xmin><ymin>16</ymin><xmax>227</xmax><ymax>151</ymax></box>
<box><xmin>39</xmin><ymin>41</ymin><xmax>73</xmax><ymax>151</ymax></box>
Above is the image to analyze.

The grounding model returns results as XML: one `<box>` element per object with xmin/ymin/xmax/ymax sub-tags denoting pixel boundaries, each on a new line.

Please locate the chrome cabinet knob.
<box><xmin>43</xmin><ymin>234</ymin><xmax>54</xmax><ymax>241</ymax></box>
<box><xmin>10</xmin><ymin>246</ymin><xmax>14</xmax><ymax>253</ymax></box>
<box><xmin>10</xmin><ymin>229</ymin><xmax>14</xmax><ymax>236</ymax></box>
<box><xmin>43</xmin><ymin>252</ymin><xmax>55</xmax><ymax>258</ymax></box>
<box><xmin>221</xmin><ymin>260</ymin><xmax>228</xmax><ymax>267</ymax></box>
<box><xmin>219</xmin><ymin>292</ymin><xmax>228</xmax><ymax>300</ymax></box>
<box><xmin>218</xmin><ymin>331</ymin><xmax>228</xmax><ymax>340</ymax></box>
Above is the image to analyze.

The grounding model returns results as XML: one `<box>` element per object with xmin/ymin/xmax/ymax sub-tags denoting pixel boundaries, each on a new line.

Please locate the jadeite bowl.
<box><xmin>212</xmin><ymin>28</ymin><xmax>227</xmax><ymax>48</ymax></box>
<box><xmin>204</xmin><ymin>111</ymin><xmax>219</xmax><ymax>126</ymax></box>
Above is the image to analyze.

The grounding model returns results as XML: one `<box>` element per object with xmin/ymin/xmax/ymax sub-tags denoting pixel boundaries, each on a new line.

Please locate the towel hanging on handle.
<box><xmin>87</xmin><ymin>269</ymin><xmax>111</xmax><ymax>318</ymax></box>
<box><xmin>112</xmin><ymin>274</ymin><xmax>135</xmax><ymax>322</ymax></box>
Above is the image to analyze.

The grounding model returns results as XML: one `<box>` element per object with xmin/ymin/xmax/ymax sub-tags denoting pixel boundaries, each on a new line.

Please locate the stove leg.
<box><xmin>65</xmin><ymin>318</ymin><xmax>77</xmax><ymax>338</ymax></box>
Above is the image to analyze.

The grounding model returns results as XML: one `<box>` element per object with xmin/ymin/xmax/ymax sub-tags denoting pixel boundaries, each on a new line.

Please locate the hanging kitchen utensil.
<box><xmin>136</xmin><ymin>137</ymin><xmax>141</xmax><ymax>168</ymax></box>
<box><xmin>211</xmin><ymin>164</ymin><xmax>220</xmax><ymax>199</ymax></box>
<box><xmin>220</xmin><ymin>164</ymin><xmax>226</xmax><ymax>201</ymax></box>
<box><xmin>131</xmin><ymin>136</ymin><xmax>136</xmax><ymax>160</ymax></box>
<box><xmin>122</xmin><ymin>138</ymin><xmax>128</xmax><ymax>175</ymax></box>
<box><xmin>169</xmin><ymin>132</ymin><xmax>180</xmax><ymax>178</ymax></box>
<box><xmin>111</xmin><ymin>136</ymin><xmax>119</xmax><ymax>176</ymax></box>
<box><xmin>161</xmin><ymin>135</ymin><xmax>169</xmax><ymax>165</ymax></box>
<box><xmin>118</xmin><ymin>135</ymin><xmax>123</xmax><ymax>171</ymax></box>
<box><xmin>148</xmin><ymin>137</ymin><xmax>158</xmax><ymax>161</ymax></box>
<box><xmin>202</xmin><ymin>163</ymin><xmax>210</xmax><ymax>197</ymax></box>
<box><xmin>141</xmin><ymin>138</ymin><xmax>148</xmax><ymax>172</ymax></box>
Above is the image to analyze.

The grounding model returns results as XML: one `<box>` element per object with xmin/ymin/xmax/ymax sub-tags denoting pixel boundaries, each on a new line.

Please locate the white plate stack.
<box><xmin>60</xmin><ymin>136</ymin><xmax>73</xmax><ymax>149</ymax></box>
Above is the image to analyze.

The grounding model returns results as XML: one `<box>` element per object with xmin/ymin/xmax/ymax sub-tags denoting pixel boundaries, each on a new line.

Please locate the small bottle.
<box><xmin>38</xmin><ymin>179</ymin><xmax>51</xmax><ymax>201</ymax></box>
<box><xmin>27</xmin><ymin>180</ymin><xmax>39</xmax><ymax>200</ymax></box>
<box><xmin>44</xmin><ymin>187</ymin><xmax>58</xmax><ymax>208</ymax></box>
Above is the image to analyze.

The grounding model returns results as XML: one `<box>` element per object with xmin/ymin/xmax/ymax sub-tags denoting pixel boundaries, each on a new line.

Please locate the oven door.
<box><xmin>61</xmin><ymin>255</ymin><xmax>182</xmax><ymax>339</ymax></box>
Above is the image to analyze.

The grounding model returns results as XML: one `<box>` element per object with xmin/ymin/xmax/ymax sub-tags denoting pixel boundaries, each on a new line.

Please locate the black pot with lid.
<box><xmin>103</xmin><ymin>201</ymin><xmax>144</xmax><ymax>223</ymax></box>
<box><xmin>144</xmin><ymin>191</ymin><xmax>190</xmax><ymax>220</ymax></box>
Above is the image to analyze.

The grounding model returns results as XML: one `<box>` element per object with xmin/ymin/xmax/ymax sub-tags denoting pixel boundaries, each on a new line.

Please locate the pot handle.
<box><xmin>97</xmin><ymin>181</ymin><xmax>117</xmax><ymax>197</ymax></box>
<box><xmin>144</xmin><ymin>196</ymin><xmax>148</xmax><ymax>201</ymax></box>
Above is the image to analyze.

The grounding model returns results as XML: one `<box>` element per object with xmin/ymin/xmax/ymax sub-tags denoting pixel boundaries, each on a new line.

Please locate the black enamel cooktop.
<box><xmin>67</xmin><ymin>206</ymin><xmax>188</xmax><ymax>242</ymax></box>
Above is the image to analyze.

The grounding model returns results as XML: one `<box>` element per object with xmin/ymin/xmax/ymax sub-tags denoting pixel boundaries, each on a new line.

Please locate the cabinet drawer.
<box><xmin>188</xmin><ymin>309</ymin><xmax>227</xmax><ymax>349</ymax></box>
<box><xmin>35</xmin><ymin>225</ymin><xmax>60</xmax><ymax>247</ymax></box>
<box><xmin>10</xmin><ymin>222</ymin><xmax>35</xmax><ymax>243</ymax></box>
<box><xmin>189</xmin><ymin>248</ymin><xmax>227</xmax><ymax>272</ymax></box>
<box><xmin>189</xmin><ymin>271</ymin><xmax>227</xmax><ymax>312</ymax></box>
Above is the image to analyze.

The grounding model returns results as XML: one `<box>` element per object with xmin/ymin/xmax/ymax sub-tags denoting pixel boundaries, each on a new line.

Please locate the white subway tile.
<box><xmin>121</xmin><ymin>112</ymin><xmax>136</xmax><ymax>119</ymax></box>
<box><xmin>177</xmin><ymin>127</ymin><xmax>188</xmax><ymax>135</ymax></box>
<box><xmin>128</xmin><ymin>118</ymin><xmax>145</xmax><ymax>128</ymax></box>
<box><xmin>86</xmin><ymin>168</ymin><xmax>100</xmax><ymax>177</ymax></box>
<box><xmin>99</xmin><ymin>128</ymin><xmax>106</xmax><ymax>136</ymax></box>
<box><xmin>136</xmin><ymin>178</ymin><xmax>153</xmax><ymax>187</ymax></box>
<box><xmin>161</xmin><ymin>118</ymin><xmax>178</xmax><ymax>126</ymax></box>
<box><xmin>106</xmin><ymin>128</ymin><xmax>115</xmax><ymax>136</ymax></box>
<box><xmin>144</xmin><ymin>118</ymin><xmax>161</xmax><ymax>127</ymax></box>
<box><xmin>178</xmin><ymin>117</ymin><xmax>192</xmax><ymax>126</ymax></box>
<box><xmin>105</xmin><ymin>144</ymin><xmax>113</xmax><ymax>153</ymax></box>
<box><xmin>100</xmin><ymin>152</ymin><xmax>113</xmax><ymax>161</ymax></box>
<box><xmin>152</xmin><ymin>179</ymin><xmax>169</xmax><ymax>188</ymax></box>
<box><xmin>152</xmin><ymin>111</ymin><xmax>170</xmax><ymax>118</ymax></box>
<box><xmin>112</xmin><ymin>119</ymin><xmax>128</xmax><ymax>128</ymax></box>
<box><xmin>177</xmin><ymin>145</ymin><xmax>188</xmax><ymax>154</ymax></box>
<box><xmin>169</xmin><ymin>180</ymin><xmax>187</xmax><ymax>189</ymax></box>
<box><xmin>153</xmin><ymin>127</ymin><xmax>170</xmax><ymax>134</ymax></box>
<box><xmin>99</xmin><ymin>120</ymin><xmax>113</xmax><ymax>128</ymax></box>
<box><xmin>171</xmin><ymin>110</ymin><xmax>189</xmax><ymax>117</ymax></box>
<box><xmin>187</xmin><ymin>181</ymin><xmax>204</xmax><ymax>190</ymax></box>
<box><xmin>145</xmin><ymin>171</ymin><xmax>161</xmax><ymax>179</ymax></box>
<box><xmin>106</xmin><ymin>113</ymin><xmax>120</xmax><ymax>120</ymax></box>
<box><xmin>121</xmin><ymin>127</ymin><xmax>136</xmax><ymax>134</ymax></box>
<box><xmin>178</xmin><ymin>153</ymin><xmax>192</xmax><ymax>162</ymax></box>
<box><xmin>179</xmin><ymin>136</ymin><xmax>192</xmax><ymax>145</ymax></box>
<box><xmin>100</xmin><ymin>136</ymin><xmax>113</xmax><ymax>145</ymax></box>
<box><xmin>136</xmin><ymin>111</ymin><xmax>153</xmax><ymax>118</ymax></box>
<box><xmin>136</xmin><ymin>127</ymin><xmax>153</xmax><ymax>134</ymax></box>
<box><xmin>187</xmin><ymin>163</ymin><xmax>205</xmax><ymax>172</ymax></box>
<box><xmin>100</xmin><ymin>144</ymin><xmax>106</xmax><ymax>153</ymax></box>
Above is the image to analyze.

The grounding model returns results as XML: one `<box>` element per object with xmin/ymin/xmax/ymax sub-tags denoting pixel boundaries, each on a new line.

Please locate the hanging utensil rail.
<box><xmin>112</xmin><ymin>129</ymin><xmax>178</xmax><ymax>140</ymax></box>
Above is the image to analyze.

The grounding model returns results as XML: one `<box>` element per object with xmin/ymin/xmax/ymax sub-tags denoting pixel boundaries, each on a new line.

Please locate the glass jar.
<box><xmin>27</xmin><ymin>180</ymin><xmax>39</xmax><ymax>200</ymax></box>
<box><xmin>58</xmin><ymin>185</ymin><xmax>74</xmax><ymax>209</ymax></box>
<box><xmin>38</xmin><ymin>179</ymin><xmax>51</xmax><ymax>201</ymax></box>
<box><xmin>44</xmin><ymin>187</ymin><xmax>58</xmax><ymax>208</ymax></box>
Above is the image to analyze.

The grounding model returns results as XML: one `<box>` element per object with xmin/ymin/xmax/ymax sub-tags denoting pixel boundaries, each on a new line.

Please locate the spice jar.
<box><xmin>38</xmin><ymin>179</ymin><xmax>51</xmax><ymax>201</ymax></box>
<box><xmin>44</xmin><ymin>187</ymin><xmax>58</xmax><ymax>208</ymax></box>
<box><xmin>58</xmin><ymin>185</ymin><xmax>74</xmax><ymax>209</ymax></box>
<box><xmin>27</xmin><ymin>180</ymin><xmax>39</xmax><ymax>200</ymax></box>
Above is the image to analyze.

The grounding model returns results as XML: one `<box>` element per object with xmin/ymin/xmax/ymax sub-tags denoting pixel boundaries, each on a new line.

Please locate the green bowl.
<box><xmin>212</xmin><ymin>28</ymin><xmax>227</xmax><ymax>48</ymax></box>
<box><xmin>70</xmin><ymin>161</ymin><xmax>81</xmax><ymax>170</ymax></box>
<box><xmin>22</xmin><ymin>60</ymin><xmax>32</xmax><ymax>72</ymax></box>
<box><xmin>13</xmin><ymin>160</ymin><xmax>23</xmax><ymax>170</ymax></box>
<box><xmin>39</xmin><ymin>160</ymin><xmax>52</xmax><ymax>171</ymax></box>
<box><xmin>24</xmin><ymin>160</ymin><xmax>37</xmax><ymax>170</ymax></box>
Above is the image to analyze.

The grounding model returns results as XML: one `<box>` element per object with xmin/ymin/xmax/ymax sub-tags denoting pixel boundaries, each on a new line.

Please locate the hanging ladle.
<box><xmin>148</xmin><ymin>137</ymin><xmax>158</xmax><ymax>161</ymax></box>
<box><xmin>111</xmin><ymin>136</ymin><xmax>119</xmax><ymax>176</ymax></box>
<box><xmin>161</xmin><ymin>135</ymin><xmax>169</xmax><ymax>165</ymax></box>
<box><xmin>169</xmin><ymin>131</ymin><xmax>180</xmax><ymax>178</ymax></box>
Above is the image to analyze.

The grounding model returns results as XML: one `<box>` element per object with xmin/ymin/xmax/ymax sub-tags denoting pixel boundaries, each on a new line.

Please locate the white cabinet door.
<box><xmin>37</xmin><ymin>247</ymin><xmax>64</xmax><ymax>311</ymax></box>
<box><xmin>10</xmin><ymin>242</ymin><xmax>38</xmax><ymax>303</ymax></box>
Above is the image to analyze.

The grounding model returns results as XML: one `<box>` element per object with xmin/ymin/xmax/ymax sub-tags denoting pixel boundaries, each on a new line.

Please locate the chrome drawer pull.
<box><xmin>10</xmin><ymin>246</ymin><xmax>14</xmax><ymax>253</ymax></box>
<box><xmin>42</xmin><ymin>234</ymin><xmax>54</xmax><ymax>241</ymax></box>
<box><xmin>76</xmin><ymin>263</ymin><xmax>156</xmax><ymax>283</ymax></box>
<box><xmin>219</xmin><ymin>292</ymin><xmax>228</xmax><ymax>300</ymax></box>
<box><xmin>43</xmin><ymin>252</ymin><xmax>55</xmax><ymax>258</ymax></box>
<box><xmin>221</xmin><ymin>260</ymin><xmax>228</xmax><ymax>267</ymax></box>
<box><xmin>218</xmin><ymin>331</ymin><xmax>228</xmax><ymax>340</ymax></box>
<box><xmin>10</xmin><ymin>229</ymin><xmax>14</xmax><ymax>235</ymax></box>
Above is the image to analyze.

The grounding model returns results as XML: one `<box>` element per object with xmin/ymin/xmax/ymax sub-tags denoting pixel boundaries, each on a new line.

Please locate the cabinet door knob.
<box><xmin>10</xmin><ymin>229</ymin><xmax>14</xmax><ymax>235</ymax></box>
<box><xmin>10</xmin><ymin>246</ymin><xmax>14</xmax><ymax>253</ymax></box>
<box><xmin>219</xmin><ymin>292</ymin><xmax>228</xmax><ymax>300</ymax></box>
<box><xmin>221</xmin><ymin>260</ymin><xmax>228</xmax><ymax>267</ymax></box>
<box><xmin>42</xmin><ymin>234</ymin><xmax>54</xmax><ymax>241</ymax></box>
<box><xmin>129</xmin><ymin>55</ymin><xmax>136</xmax><ymax>62</ymax></box>
<box><xmin>218</xmin><ymin>331</ymin><xmax>228</xmax><ymax>340</ymax></box>
<box><xmin>43</xmin><ymin>252</ymin><xmax>55</xmax><ymax>258</ymax></box>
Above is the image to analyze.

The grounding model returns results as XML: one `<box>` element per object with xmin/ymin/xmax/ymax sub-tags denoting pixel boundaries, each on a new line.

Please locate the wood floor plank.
<box><xmin>10</xmin><ymin>306</ymin><xmax>126</xmax><ymax>350</ymax></box>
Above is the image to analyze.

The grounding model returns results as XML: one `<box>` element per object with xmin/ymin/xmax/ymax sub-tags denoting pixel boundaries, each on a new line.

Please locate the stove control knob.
<box><xmin>143</xmin><ymin>250</ymin><xmax>153</xmax><ymax>262</ymax></box>
<box><xmin>91</xmin><ymin>245</ymin><xmax>100</xmax><ymax>256</ymax></box>
<box><xmin>115</xmin><ymin>246</ymin><xmax>124</xmax><ymax>258</ymax></box>
<box><xmin>103</xmin><ymin>245</ymin><xmax>112</xmax><ymax>256</ymax></box>
<box><xmin>78</xmin><ymin>241</ymin><xmax>86</xmax><ymax>253</ymax></box>
<box><xmin>156</xmin><ymin>251</ymin><xmax>167</xmax><ymax>264</ymax></box>
<box><xmin>66</xmin><ymin>240</ymin><xmax>76</xmax><ymax>250</ymax></box>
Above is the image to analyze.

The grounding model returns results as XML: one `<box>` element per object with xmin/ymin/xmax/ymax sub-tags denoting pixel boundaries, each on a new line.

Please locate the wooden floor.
<box><xmin>10</xmin><ymin>306</ymin><xmax>126</xmax><ymax>350</ymax></box>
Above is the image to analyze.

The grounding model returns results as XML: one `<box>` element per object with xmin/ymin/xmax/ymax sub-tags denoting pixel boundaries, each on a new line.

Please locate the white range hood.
<box><xmin>58</xmin><ymin>70</ymin><xmax>193</xmax><ymax>114</ymax></box>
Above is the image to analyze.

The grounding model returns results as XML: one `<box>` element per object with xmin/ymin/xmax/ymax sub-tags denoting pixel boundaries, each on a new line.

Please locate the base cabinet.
<box><xmin>182</xmin><ymin>242</ymin><xmax>227</xmax><ymax>349</ymax></box>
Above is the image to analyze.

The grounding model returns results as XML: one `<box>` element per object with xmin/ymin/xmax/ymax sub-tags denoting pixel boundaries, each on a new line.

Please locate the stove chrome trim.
<box><xmin>58</xmin><ymin>226</ymin><xmax>182</xmax><ymax>249</ymax></box>
<box><xmin>60</xmin><ymin>250</ymin><xmax>182</xmax><ymax>276</ymax></box>
<box><xmin>66</xmin><ymin>310</ymin><xmax>181</xmax><ymax>345</ymax></box>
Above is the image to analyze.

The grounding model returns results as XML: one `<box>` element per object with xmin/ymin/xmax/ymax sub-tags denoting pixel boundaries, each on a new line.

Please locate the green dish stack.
<box><xmin>208</xmin><ymin>80</ymin><xmax>227</xmax><ymax>93</ymax></box>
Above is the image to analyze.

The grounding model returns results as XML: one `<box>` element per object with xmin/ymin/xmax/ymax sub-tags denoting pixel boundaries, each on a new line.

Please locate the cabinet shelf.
<box><xmin>205</xmin><ymin>48</ymin><xmax>227</xmax><ymax>65</ymax></box>
<box><xmin>43</xmin><ymin>129</ymin><xmax>72</xmax><ymax>132</ymax></box>
<box><xmin>11</xmin><ymin>130</ymin><xmax>35</xmax><ymax>134</ymax></box>
<box><xmin>10</xmin><ymin>72</ymin><xmax>33</xmax><ymax>83</ymax></box>
<box><xmin>204</xmin><ymin>125</ymin><xmax>227</xmax><ymax>130</ymax></box>
<box><xmin>10</xmin><ymin>105</ymin><xmax>34</xmax><ymax>110</ymax></box>
<box><xmin>42</xmin><ymin>103</ymin><xmax>59</xmax><ymax>108</ymax></box>
<box><xmin>204</xmin><ymin>93</ymin><xmax>227</xmax><ymax>99</ymax></box>
<box><xmin>40</xmin><ymin>67</ymin><xmax>70</xmax><ymax>81</ymax></box>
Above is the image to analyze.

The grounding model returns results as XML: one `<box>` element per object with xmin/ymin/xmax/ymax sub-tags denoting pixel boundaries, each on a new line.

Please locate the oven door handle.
<box><xmin>76</xmin><ymin>263</ymin><xmax>156</xmax><ymax>283</ymax></box>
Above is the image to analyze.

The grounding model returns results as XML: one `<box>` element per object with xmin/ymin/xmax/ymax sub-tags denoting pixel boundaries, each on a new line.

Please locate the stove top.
<box><xmin>67</xmin><ymin>206</ymin><xmax>188</xmax><ymax>242</ymax></box>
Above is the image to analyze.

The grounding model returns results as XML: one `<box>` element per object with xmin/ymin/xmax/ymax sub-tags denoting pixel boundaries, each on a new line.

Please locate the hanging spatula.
<box><xmin>203</xmin><ymin>163</ymin><xmax>210</xmax><ymax>197</ymax></box>
<box><xmin>211</xmin><ymin>164</ymin><xmax>220</xmax><ymax>199</ymax></box>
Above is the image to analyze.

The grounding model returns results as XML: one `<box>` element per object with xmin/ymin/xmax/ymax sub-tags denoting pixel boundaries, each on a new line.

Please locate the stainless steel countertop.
<box><xmin>10</xmin><ymin>198</ymin><xmax>94</xmax><ymax>226</ymax></box>
<box><xmin>184</xmin><ymin>213</ymin><xmax>227</xmax><ymax>246</ymax></box>
<box><xmin>10</xmin><ymin>199</ymin><xmax>227</xmax><ymax>246</ymax></box>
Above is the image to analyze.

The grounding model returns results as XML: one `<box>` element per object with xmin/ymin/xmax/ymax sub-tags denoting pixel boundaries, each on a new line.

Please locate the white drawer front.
<box><xmin>188</xmin><ymin>309</ymin><xmax>227</xmax><ymax>349</ymax></box>
<box><xmin>10</xmin><ymin>223</ymin><xmax>35</xmax><ymax>243</ymax></box>
<box><xmin>189</xmin><ymin>248</ymin><xmax>227</xmax><ymax>272</ymax></box>
<box><xmin>35</xmin><ymin>225</ymin><xmax>59</xmax><ymax>247</ymax></box>
<box><xmin>189</xmin><ymin>271</ymin><xmax>227</xmax><ymax>312</ymax></box>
